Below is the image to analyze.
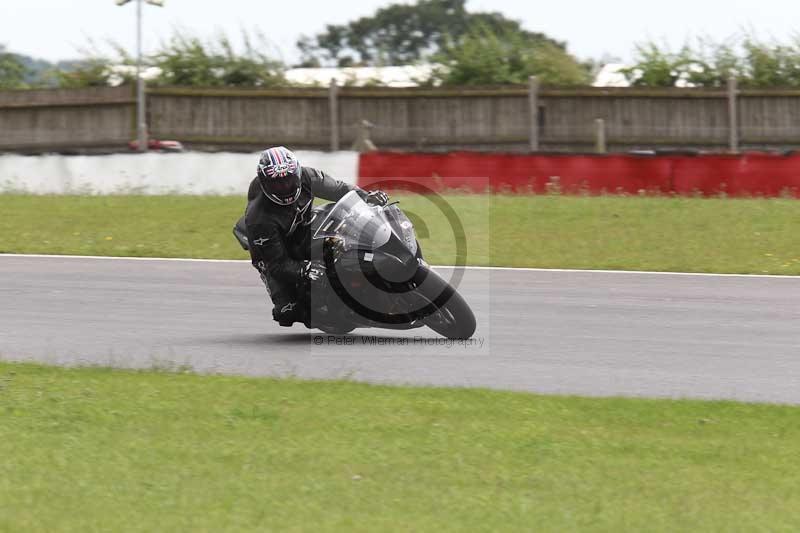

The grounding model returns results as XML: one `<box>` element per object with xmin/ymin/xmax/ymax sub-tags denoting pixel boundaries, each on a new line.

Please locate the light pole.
<box><xmin>116</xmin><ymin>0</ymin><xmax>164</xmax><ymax>152</ymax></box>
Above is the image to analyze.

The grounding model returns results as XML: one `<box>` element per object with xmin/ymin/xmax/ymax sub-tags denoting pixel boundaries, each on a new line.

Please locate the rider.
<box><xmin>244</xmin><ymin>146</ymin><xmax>388</xmax><ymax>327</ymax></box>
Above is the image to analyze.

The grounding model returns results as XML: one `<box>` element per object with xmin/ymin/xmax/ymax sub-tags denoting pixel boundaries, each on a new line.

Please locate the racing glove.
<box><xmin>355</xmin><ymin>187</ymin><xmax>389</xmax><ymax>206</ymax></box>
<box><xmin>300</xmin><ymin>260</ymin><xmax>327</xmax><ymax>283</ymax></box>
<box><xmin>364</xmin><ymin>190</ymin><xmax>390</xmax><ymax>207</ymax></box>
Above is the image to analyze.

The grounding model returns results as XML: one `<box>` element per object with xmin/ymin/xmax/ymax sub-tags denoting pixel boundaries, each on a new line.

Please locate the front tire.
<box><xmin>414</xmin><ymin>267</ymin><xmax>476</xmax><ymax>340</ymax></box>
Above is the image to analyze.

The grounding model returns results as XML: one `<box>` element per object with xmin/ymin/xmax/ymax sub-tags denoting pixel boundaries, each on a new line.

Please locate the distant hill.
<box><xmin>2</xmin><ymin>47</ymin><xmax>85</xmax><ymax>86</ymax></box>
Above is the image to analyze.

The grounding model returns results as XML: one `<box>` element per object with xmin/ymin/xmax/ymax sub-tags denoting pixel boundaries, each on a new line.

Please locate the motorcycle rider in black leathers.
<box><xmin>244</xmin><ymin>146</ymin><xmax>388</xmax><ymax>327</ymax></box>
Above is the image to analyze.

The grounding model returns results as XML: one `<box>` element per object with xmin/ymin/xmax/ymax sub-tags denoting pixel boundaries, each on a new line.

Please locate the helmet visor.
<box><xmin>259</xmin><ymin>173</ymin><xmax>301</xmax><ymax>205</ymax></box>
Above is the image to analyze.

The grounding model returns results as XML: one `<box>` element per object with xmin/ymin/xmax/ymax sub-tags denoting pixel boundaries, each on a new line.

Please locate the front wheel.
<box><xmin>413</xmin><ymin>267</ymin><xmax>476</xmax><ymax>340</ymax></box>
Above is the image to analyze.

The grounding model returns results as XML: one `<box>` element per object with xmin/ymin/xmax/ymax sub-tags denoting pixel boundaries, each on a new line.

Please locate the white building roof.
<box><xmin>284</xmin><ymin>65</ymin><xmax>438</xmax><ymax>88</ymax></box>
<box><xmin>105</xmin><ymin>62</ymin><xmax>638</xmax><ymax>89</ymax></box>
<box><xmin>593</xmin><ymin>63</ymin><xmax>631</xmax><ymax>87</ymax></box>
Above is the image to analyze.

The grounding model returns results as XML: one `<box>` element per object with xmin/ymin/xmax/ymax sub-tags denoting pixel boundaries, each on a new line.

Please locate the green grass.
<box><xmin>1</xmin><ymin>194</ymin><xmax>799</xmax><ymax>274</ymax></box>
<box><xmin>1</xmin><ymin>362</ymin><xmax>800</xmax><ymax>532</ymax></box>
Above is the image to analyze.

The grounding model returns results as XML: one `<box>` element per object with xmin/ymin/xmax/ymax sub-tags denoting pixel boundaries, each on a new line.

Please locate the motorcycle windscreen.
<box><xmin>383</xmin><ymin>204</ymin><xmax>418</xmax><ymax>256</ymax></box>
<box><xmin>313</xmin><ymin>191</ymin><xmax>392</xmax><ymax>251</ymax></box>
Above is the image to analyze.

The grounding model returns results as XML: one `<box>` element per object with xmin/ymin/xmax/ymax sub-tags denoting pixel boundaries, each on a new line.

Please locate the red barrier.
<box><xmin>358</xmin><ymin>151</ymin><xmax>800</xmax><ymax>198</ymax></box>
<box><xmin>672</xmin><ymin>154</ymin><xmax>800</xmax><ymax>196</ymax></box>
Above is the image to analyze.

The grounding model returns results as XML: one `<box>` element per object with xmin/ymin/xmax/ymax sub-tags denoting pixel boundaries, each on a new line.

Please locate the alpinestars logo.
<box><xmin>288</xmin><ymin>199</ymin><xmax>313</xmax><ymax>236</ymax></box>
<box><xmin>281</xmin><ymin>303</ymin><xmax>296</xmax><ymax>314</ymax></box>
<box><xmin>253</xmin><ymin>237</ymin><xmax>271</xmax><ymax>246</ymax></box>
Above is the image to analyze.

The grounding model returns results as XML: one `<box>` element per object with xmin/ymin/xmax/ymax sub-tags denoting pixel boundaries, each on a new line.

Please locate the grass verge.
<box><xmin>1</xmin><ymin>362</ymin><xmax>800</xmax><ymax>531</ymax></box>
<box><xmin>1</xmin><ymin>194</ymin><xmax>799</xmax><ymax>274</ymax></box>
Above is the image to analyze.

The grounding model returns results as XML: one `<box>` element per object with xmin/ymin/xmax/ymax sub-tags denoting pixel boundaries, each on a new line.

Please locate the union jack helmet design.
<box><xmin>257</xmin><ymin>146</ymin><xmax>302</xmax><ymax>205</ymax></box>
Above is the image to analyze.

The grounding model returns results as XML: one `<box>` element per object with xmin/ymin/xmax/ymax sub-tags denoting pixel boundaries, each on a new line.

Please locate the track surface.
<box><xmin>1</xmin><ymin>255</ymin><xmax>799</xmax><ymax>404</ymax></box>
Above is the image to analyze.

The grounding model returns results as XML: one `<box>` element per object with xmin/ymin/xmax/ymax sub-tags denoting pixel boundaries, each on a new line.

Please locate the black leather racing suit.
<box><xmin>244</xmin><ymin>166</ymin><xmax>361</xmax><ymax>326</ymax></box>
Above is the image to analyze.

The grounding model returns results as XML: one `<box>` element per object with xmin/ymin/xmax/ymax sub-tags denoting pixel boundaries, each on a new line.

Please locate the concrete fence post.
<box><xmin>528</xmin><ymin>76</ymin><xmax>540</xmax><ymax>152</ymax></box>
<box><xmin>329</xmin><ymin>78</ymin><xmax>340</xmax><ymax>152</ymax></box>
<box><xmin>594</xmin><ymin>118</ymin><xmax>607</xmax><ymax>154</ymax></box>
<box><xmin>728</xmin><ymin>77</ymin><xmax>739</xmax><ymax>153</ymax></box>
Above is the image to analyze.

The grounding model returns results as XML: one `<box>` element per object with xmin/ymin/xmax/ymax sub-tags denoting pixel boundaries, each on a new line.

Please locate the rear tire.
<box><xmin>318</xmin><ymin>324</ymin><xmax>356</xmax><ymax>335</ymax></box>
<box><xmin>414</xmin><ymin>267</ymin><xmax>476</xmax><ymax>340</ymax></box>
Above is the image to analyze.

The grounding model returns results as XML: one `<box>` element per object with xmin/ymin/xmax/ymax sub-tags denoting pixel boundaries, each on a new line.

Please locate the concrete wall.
<box><xmin>0</xmin><ymin>151</ymin><xmax>359</xmax><ymax>195</ymax></box>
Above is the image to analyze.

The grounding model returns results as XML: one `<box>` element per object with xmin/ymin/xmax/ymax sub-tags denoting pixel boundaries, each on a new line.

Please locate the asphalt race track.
<box><xmin>1</xmin><ymin>255</ymin><xmax>799</xmax><ymax>404</ymax></box>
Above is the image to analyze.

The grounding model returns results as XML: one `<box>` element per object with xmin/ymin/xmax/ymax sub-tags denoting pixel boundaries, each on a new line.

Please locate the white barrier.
<box><xmin>0</xmin><ymin>151</ymin><xmax>360</xmax><ymax>195</ymax></box>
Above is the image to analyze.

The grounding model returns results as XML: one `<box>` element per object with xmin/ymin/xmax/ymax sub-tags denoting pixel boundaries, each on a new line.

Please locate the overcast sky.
<box><xmin>1</xmin><ymin>0</ymin><xmax>798</xmax><ymax>64</ymax></box>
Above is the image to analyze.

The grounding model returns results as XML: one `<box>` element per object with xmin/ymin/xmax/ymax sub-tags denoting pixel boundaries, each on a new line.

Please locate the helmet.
<box><xmin>256</xmin><ymin>146</ymin><xmax>302</xmax><ymax>205</ymax></box>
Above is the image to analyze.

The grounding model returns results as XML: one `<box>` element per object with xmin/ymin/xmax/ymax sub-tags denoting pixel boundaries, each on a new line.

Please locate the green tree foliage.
<box><xmin>22</xmin><ymin>31</ymin><xmax>286</xmax><ymax>89</ymax></box>
<box><xmin>623</xmin><ymin>36</ymin><xmax>800</xmax><ymax>88</ymax></box>
<box><xmin>620</xmin><ymin>44</ymin><xmax>689</xmax><ymax>87</ymax></box>
<box><xmin>742</xmin><ymin>38</ymin><xmax>800</xmax><ymax>87</ymax></box>
<box><xmin>430</xmin><ymin>25</ymin><xmax>590</xmax><ymax>86</ymax></box>
<box><xmin>0</xmin><ymin>45</ymin><xmax>29</xmax><ymax>89</ymax></box>
<box><xmin>297</xmin><ymin>0</ymin><xmax>565</xmax><ymax>67</ymax></box>
<box><xmin>151</xmin><ymin>32</ymin><xmax>285</xmax><ymax>87</ymax></box>
<box><xmin>52</xmin><ymin>59</ymin><xmax>119</xmax><ymax>88</ymax></box>
<box><xmin>0</xmin><ymin>45</ymin><xmax>93</xmax><ymax>88</ymax></box>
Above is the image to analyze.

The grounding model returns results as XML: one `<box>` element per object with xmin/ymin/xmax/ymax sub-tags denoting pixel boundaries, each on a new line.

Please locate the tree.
<box><xmin>741</xmin><ymin>37</ymin><xmax>800</xmax><ymax>88</ymax></box>
<box><xmin>430</xmin><ymin>25</ymin><xmax>590</xmax><ymax>86</ymax></box>
<box><xmin>52</xmin><ymin>59</ymin><xmax>120</xmax><ymax>88</ymax></box>
<box><xmin>623</xmin><ymin>35</ymin><xmax>800</xmax><ymax>88</ymax></box>
<box><xmin>0</xmin><ymin>45</ymin><xmax>29</xmax><ymax>89</ymax></box>
<box><xmin>150</xmin><ymin>32</ymin><xmax>285</xmax><ymax>87</ymax></box>
<box><xmin>620</xmin><ymin>43</ymin><xmax>691</xmax><ymax>87</ymax></box>
<box><xmin>297</xmin><ymin>0</ymin><xmax>565</xmax><ymax>67</ymax></box>
<box><xmin>35</xmin><ymin>31</ymin><xmax>287</xmax><ymax>89</ymax></box>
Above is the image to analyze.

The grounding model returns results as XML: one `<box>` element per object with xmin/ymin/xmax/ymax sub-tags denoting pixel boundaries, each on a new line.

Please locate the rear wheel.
<box><xmin>413</xmin><ymin>267</ymin><xmax>476</xmax><ymax>340</ymax></box>
<box><xmin>318</xmin><ymin>324</ymin><xmax>356</xmax><ymax>335</ymax></box>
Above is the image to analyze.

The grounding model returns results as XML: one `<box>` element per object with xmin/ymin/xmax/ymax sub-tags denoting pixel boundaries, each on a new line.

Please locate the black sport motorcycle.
<box><xmin>233</xmin><ymin>191</ymin><xmax>476</xmax><ymax>339</ymax></box>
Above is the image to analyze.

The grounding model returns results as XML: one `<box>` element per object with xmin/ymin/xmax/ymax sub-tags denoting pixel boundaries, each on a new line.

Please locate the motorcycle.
<box><xmin>233</xmin><ymin>191</ymin><xmax>476</xmax><ymax>340</ymax></box>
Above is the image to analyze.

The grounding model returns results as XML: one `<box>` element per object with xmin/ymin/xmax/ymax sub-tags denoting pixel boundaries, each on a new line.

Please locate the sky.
<box><xmin>1</xmin><ymin>0</ymin><xmax>798</xmax><ymax>64</ymax></box>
